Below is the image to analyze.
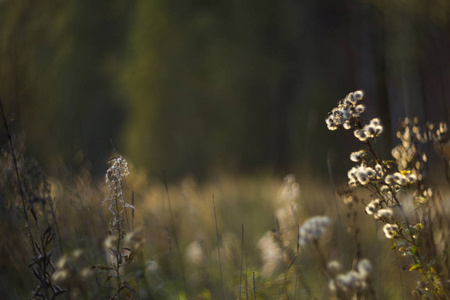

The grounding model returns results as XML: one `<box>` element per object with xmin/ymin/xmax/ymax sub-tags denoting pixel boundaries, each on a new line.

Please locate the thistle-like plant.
<box><xmin>326</xmin><ymin>90</ymin><xmax>450</xmax><ymax>298</ymax></box>
<box><xmin>93</xmin><ymin>154</ymin><xmax>138</xmax><ymax>299</ymax></box>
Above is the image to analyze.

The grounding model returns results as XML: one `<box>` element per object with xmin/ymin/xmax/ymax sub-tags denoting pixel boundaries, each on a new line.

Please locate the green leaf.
<box><xmin>411</xmin><ymin>245</ymin><xmax>418</xmax><ymax>255</ymax></box>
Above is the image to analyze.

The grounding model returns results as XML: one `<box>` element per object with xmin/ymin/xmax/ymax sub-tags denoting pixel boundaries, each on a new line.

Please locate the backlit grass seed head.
<box><xmin>383</xmin><ymin>224</ymin><xmax>398</xmax><ymax>239</ymax></box>
<box><xmin>257</xmin><ymin>231</ymin><xmax>283</xmax><ymax>276</ymax></box>
<box><xmin>279</xmin><ymin>174</ymin><xmax>300</xmax><ymax>203</ymax></box>
<box><xmin>299</xmin><ymin>216</ymin><xmax>330</xmax><ymax>246</ymax></box>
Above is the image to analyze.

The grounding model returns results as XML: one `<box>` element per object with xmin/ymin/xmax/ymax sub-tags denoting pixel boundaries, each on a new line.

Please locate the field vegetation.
<box><xmin>1</xmin><ymin>91</ymin><xmax>449</xmax><ymax>299</ymax></box>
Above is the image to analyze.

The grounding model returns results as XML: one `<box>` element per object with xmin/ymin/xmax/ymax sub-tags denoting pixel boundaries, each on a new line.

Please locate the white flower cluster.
<box><xmin>299</xmin><ymin>216</ymin><xmax>330</xmax><ymax>246</ymax></box>
<box><xmin>365</xmin><ymin>199</ymin><xmax>393</xmax><ymax>221</ymax></box>
<box><xmin>350</xmin><ymin>150</ymin><xmax>366</xmax><ymax>162</ymax></box>
<box><xmin>353</xmin><ymin>118</ymin><xmax>383</xmax><ymax>142</ymax></box>
<box><xmin>325</xmin><ymin>90</ymin><xmax>364</xmax><ymax>131</ymax></box>
<box><xmin>384</xmin><ymin>172</ymin><xmax>417</xmax><ymax>186</ymax></box>
<box><xmin>365</xmin><ymin>199</ymin><xmax>394</xmax><ymax>220</ymax></box>
<box><xmin>383</xmin><ymin>223</ymin><xmax>399</xmax><ymax>239</ymax></box>
<box><xmin>374</xmin><ymin>208</ymin><xmax>393</xmax><ymax>220</ymax></box>
<box><xmin>347</xmin><ymin>164</ymin><xmax>380</xmax><ymax>186</ymax></box>
<box><xmin>329</xmin><ymin>259</ymin><xmax>372</xmax><ymax>294</ymax></box>
<box><xmin>364</xmin><ymin>199</ymin><xmax>380</xmax><ymax>215</ymax></box>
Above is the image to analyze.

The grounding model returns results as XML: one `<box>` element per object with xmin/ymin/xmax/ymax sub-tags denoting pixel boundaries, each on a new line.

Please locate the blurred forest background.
<box><xmin>1</xmin><ymin>0</ymin><xmax>449</xmax><ymax>181</ymax></box>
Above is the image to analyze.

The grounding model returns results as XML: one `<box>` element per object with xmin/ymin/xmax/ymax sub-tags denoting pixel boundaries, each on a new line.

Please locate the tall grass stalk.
<box><xmin>239</xmin><ymin>224</ymin><xmax>244</xmax><ymax>300</ymax></box>
<box><xmin>163</xmin><ymin>177</ymin><xmax>189</xmax><ymax>299</ymax></box>
<box><xmin>166</xmin><ymin>227</ymin><xmax>180</xmax><ymax>300</ymax></box>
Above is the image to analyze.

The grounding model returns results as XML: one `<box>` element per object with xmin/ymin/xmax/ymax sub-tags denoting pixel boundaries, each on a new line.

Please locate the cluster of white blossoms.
<box><xmin>383</xmin><ymin>223</ymin><xmax>399</xmax><ymax>239</ymax></box>
<box><xmin>326</xmin><ymin>90</ymin><xmax>365</xmax><ymax>131</ymax></box>
<box><xmin>353</xmin><ymin>118</ymin><xmax>384</xmax><ymax>142</ymax></box>
<box><xmin>350</xmin><ymin>150</ymin><xmax>366</xmax><ymax>162</ymax></box>
<box><xmin>384</xmin><ymin>171</ymin><xmax>417</xmax><ymax>186</ymax></box>
<box><xmin>364</xmin><ymin>199</ymin><xmax>394</xmax><ymax>221</ymax></box>
<box><xmin>347</xmin><ymin>164</ymin><xmax>379</xmax><ymax>186</ymax></box>
<box><xmin>328</xmin><ymin>259</ymin><xmax>373</xmax><ymax>294</ymax></box>
<box><xmin>299</xmin><ymin>216</ymin><xmax>330</xmax><ymax>246</ymax></box>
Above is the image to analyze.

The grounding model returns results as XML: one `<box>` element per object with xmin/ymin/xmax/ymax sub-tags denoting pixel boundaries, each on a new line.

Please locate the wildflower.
<box><xmin>384</xmin><ymin>174</ymin><xmax>395</xmax><ymax>185</ymax></box>
<box><xmin>357</xmin><ymin>259</ymin><xmax>372</xmax><ymax>279</ymax></box>
<box><xmin>370</xmin><ymin>118</ymin><xmax>381</xmax><ymax>126</ymax></box>
<box><xmin>330</xmin><ymin>258</ymin><xmax>373</xmax><ymax>294</ymax></box>
<box><xmin>383</xmin><ymin>224</ymin><xmax>398</xmax><ymax>239</ymax></box>
<box><xmin>365</xmin><ymin>199</ymin><xmax>380</xmax><ymax>215</ymax></box>
<box><xmin>365</xmin><ymin>167</ymin><xmax>376</xmax><ymax>179</ymax></box>
<box><xmin>374</xmin><ymin>208</ymin><xmax>393</xmax><ymax>220</ymax></box>
<box><xmin>356</xmin><ymin>170</ymin><xmax>370</xmax><ymax>185</ymax></box>
<box><xmin>354</xmin><ymin>129</ymin><xmax>368</xmax><ymax>142</ymax></box>
<box><xmin>325</xmin><ymin>91</ymin><xmax>365</xmax><ymax>131</ymax></box>
<box><xmin>355</xmin><ymin>104</ymin><xmax>365</xmax><ymax>114</ymax></box>
<box><xmin>375</xmin><ymin>164</ymin><xmax>384</xmax><ymax>177</ymax></box>
<box><xmin>336</xmin><ymin>271</ymin><xmax>364</xmax><ymax>291</ymax></box>
<box><xmin>299</xmin><ymin>216</ymin><xmax>330</xmax><ymax>246</ymax></box>
<box><xmin>407</xmin><ymin>174</ymin><xmax>417</xmax><ymax>183</ymax></box>
<box><xmin>327</xmin><ymin>260</ymin><xmax>341</xmax><ymax>275</ymax></box>
<box><xmin>361</xmin><ymin>120</ymin><xmax>383</xmax><ymax>139</ymax></box>
<box><xmin>350</xmin><ymin>150</ymin><xmax>366</xmax><ymax>162</ymax></box>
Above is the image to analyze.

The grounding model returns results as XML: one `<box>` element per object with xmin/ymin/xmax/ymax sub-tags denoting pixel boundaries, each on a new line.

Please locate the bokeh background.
<box><xmin>0</xmin><ymin>0</ymin><xmax>449</xmax><ymax>181</ymax></box>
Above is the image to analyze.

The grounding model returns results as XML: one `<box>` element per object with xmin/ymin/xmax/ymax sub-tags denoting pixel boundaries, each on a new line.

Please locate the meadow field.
<box><xmin>1</xmin><ymin>91</ymin><xmax>450</xmax><ymax>299</ymax></box>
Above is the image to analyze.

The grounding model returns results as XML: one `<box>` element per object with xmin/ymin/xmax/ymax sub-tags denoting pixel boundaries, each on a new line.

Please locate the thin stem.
<box><xmin>239</xmin><ymin>224</ymin><xmax>244</xmax><ymax>300</ymax></box>
<box><xmin>163</xmin><ymin>177</ymin><xmax>189</xmax><ymax>299</ymax></box>
<box><xmin>252</xmin><ymin>270</ymin><xmax>256</xmax><ymax>300</ymax></box>
<box><xmin>0</xmin><ymin>97</ymin><xmax>37</xmax><ymax>258</ymax></box>
<box><xmin>212</xmin><ymin>195</ymin><xmax>225</xmax><ymax>300</ymax></box>
<box><xmin>166</xmin><ymin>227</ymin><xmax>180</xmax><ymax>300</ymax></box>
<box><xmin>327</xmin><ymin>150</ymin><xmax>343</xmax><ymax>262</ymax></box>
